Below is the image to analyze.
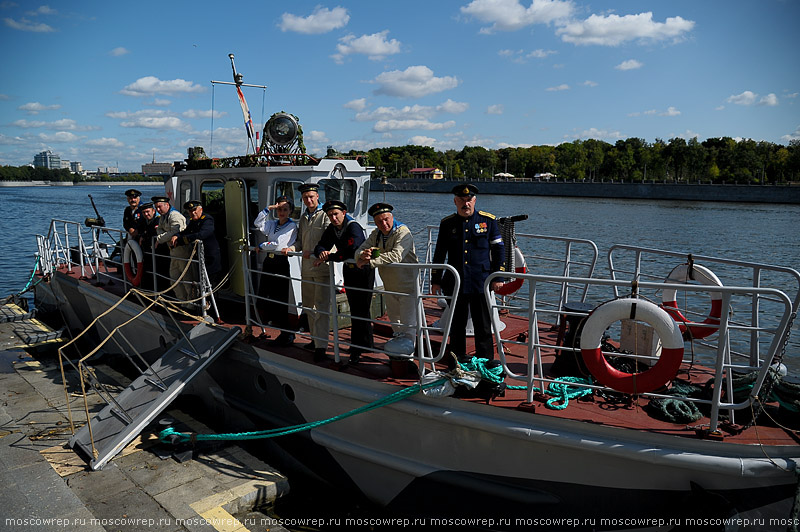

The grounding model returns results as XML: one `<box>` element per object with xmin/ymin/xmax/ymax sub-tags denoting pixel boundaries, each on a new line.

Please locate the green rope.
<box><xmin>16</xmin><ymin>256</ymin><xmax>42</xmax><ymax>296</ymax></box>
<box><xmin>159</xmin><ymin>378</ymin><xmax>445</xmax><ymax>444</ymax></box>
<box><xmin>457</xmin><ymin>356</ymin><xmax>592</xmax><ymax>409</ymax></box>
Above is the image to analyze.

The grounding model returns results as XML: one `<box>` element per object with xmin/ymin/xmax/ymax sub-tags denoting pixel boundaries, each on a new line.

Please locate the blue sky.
<box><xmin>1</xmin><ymin>0</ymin><xmax>798</xmax><ymax>172</ymax></box>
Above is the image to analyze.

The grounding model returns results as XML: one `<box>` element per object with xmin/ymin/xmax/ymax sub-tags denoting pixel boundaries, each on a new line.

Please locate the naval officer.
<box><xmin>431</xmin><ymin>184</ymin><xmax>505</xmax><ymax>367</ymax></box>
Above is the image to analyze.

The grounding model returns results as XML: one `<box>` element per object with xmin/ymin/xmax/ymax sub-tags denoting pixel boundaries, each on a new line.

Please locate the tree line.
<box><xmin>0</xmin><ymin>166</ymin><xmax>159</xmax><ymax>182</ymax></box>
<box><xmin>346</xmin><ymin>137</ymin><xmax>800</xmax><ymax>184</ymax></box>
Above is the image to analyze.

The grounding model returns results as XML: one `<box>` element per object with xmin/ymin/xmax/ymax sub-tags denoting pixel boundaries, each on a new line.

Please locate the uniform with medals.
<box><xmin>432</xmin><ymin>184</ymin><xmax>505</xmax><ymax>365</ymax></box>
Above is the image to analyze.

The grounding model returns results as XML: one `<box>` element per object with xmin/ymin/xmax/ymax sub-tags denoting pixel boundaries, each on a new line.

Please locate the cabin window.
<box><xmin>201</xmin><ymin>180</ymin><xmax>225</xmax><ymax>217</ymax></box>
<box><xmin>319</xmin><ymin>179</ymin><xmax>356</xmax><ymax>213</ymax></box>
<box><xmin>246</xmin><ymin>179</ymin><xmax>259</xmax><ymax>226</ymax></box>
<box><xmin>273</xmin><ymin>181</ymin><xmax>304</xmax><ymax>219</ymax></box>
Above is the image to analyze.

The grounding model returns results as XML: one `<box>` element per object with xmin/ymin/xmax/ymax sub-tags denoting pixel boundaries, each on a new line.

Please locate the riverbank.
<box><xmin>0</xmin><ymin>181</ymin><xmax>162</xmax><ymax>188</ymax></box>
<box><xmin>370</xmin><ymin>178</ymin><xmax>800</xmax><ymax>204</ymax></box>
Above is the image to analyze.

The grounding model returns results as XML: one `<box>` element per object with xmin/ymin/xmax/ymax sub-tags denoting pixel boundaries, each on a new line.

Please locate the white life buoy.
<box><xmin>495</xmin><ymin>246</ymin><xmax>527</xmax><ymax>296</ymax></box>
<box><xmin>580</xmin><ymin>298</ymin><xmax>684</xmax><ymax>394</ymax></box>
<box><xmin>123</xmin><ymin>239</ymin><xmax>144</xmax><ymax>287</ymax></box>
<box><xmin>661</xmin><ymin>263</ymin><xmax>723</xmax><ymax>340</ymax></box>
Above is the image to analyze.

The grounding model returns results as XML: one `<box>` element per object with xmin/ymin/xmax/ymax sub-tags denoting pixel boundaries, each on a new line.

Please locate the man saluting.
<box><xmin>431</xmin><ymin>184</ymin><xmax>505</xmax><ymax>368</ymax></box>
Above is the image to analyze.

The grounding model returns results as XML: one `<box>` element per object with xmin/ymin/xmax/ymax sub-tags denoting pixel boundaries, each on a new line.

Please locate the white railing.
<box><xmin>243</xmin><ymin>250</ymin><xmax>461</xmax><ymax>373</ymax></box>
<box><xmin>486</xmin><ymin>270</ymin><xmax>795</xmax><ymax>432</ymax></box>
<box><xmin>36</xmin><ymin>219</ymin><xmax>218</xmax><ymax>320</ymax></box>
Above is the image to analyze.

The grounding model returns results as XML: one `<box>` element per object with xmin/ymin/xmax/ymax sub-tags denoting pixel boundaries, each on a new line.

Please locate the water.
<box><xmin>2</xmin><ymin>183</ymin><xmax>799</xmax><ymax>353</ymax></box>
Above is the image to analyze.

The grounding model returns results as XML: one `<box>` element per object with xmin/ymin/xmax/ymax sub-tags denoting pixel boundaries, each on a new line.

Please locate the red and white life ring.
<box><xmin>123</xmin><ymin>239</ymin><xmax>144</xmax><ymax>287</ymax></box>
<box><xmin>661</xmin><ymin>263</ymin><xmax>723</xmax><ymax>340</ymax></box>
<box><xmin>581</xmin><ymin>298</ymin><xmax>684</xmax><ymax>394</ymax></box>
<box><xmin>495</xmin><ymin>246</ymin><xmax>527</xmax><ymax>296</ymax></box>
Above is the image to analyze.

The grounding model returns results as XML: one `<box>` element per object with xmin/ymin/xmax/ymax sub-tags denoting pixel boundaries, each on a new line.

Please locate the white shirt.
<box><xmin>254</xmin><ymin>209</ymin><xmax>297</xmax><ymax>251</ymax></box>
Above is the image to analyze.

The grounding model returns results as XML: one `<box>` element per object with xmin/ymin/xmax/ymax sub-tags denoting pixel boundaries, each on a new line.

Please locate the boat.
<box><xmin>29</xmin><ymin>58</ymin><xmax>800</xmax><ymax>529</ymax></box>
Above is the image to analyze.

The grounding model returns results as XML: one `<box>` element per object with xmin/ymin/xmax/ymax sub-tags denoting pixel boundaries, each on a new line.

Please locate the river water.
<box><xmin>2</xmin><ymin>183</ymin><xmax>799</xmax><ymax>357</ymax></box>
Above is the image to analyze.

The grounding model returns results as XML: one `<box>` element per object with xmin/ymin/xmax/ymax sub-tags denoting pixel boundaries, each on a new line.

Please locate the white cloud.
<box><xmin>28</xmin><ymin>6</ymin><xmax>57</xmax><ymax>15</ymax></box>
<box><xmin>570</xmin><ymin>127</ymin><xmax>623</xmax><ymax>140</ymax></box>
<box><xmin>86</xmin><ymin>138</ymin><xmax>125</xmax><ymax>148</ymax></box>
<box><xmin>461</xmin><ymin>0</ymin><xmax>575</xmax><ymax>34</ymax></box>
<box><xmin>151</xmin><ymin>98</ymin><xmax>171</xmax><ymax>107</ymax></box>
<box><xmin>182</xmin><ymin>109</ymin><xmax>226</xmax><ymax>119</ymax></box>
<box><xmin>557</xmin><ymin>12</ymin><xmax>694</xmax><ymax>46</ymax></box>
<box><xmin>499</xmin><ymin>48</ymin><xmax>557</xmax><ymax>63</ymax></box>
<box><xmin>661</xmin><ymin>106</ymin><xmax>680</xmax><ymax>116</ymax></box>
<box><xmin>4</xmin><ymin>17</ymin><xmax>55</xmax><ymax>32</ymax></box>
<box><xmin>120</xmin><ymin>116</ymin><xmax>189</xmax><ymax>131</ymax></box>
<box><xmin>18</xmin><ymin>101</ymin><xmax>60</xmax><ymax>114</ymax></box>
<box><xmin>120</xmin><ymin>76</ymin><xmax>205</xmax><ymax>97</ymax></box>
<box><xmin>615</xmin><ymin>59</ymin><xmax>643</xmax><ymax>71</ymax></box>
<box><xmin>487</xmin><ymin>104</ymin><xmax>504</xmax><ymax>115</ymax></box>
<box><xmin>546</xmin><ymin>84</ymin><xmax>570</xmax><ymax>91</ymax></box>
<box><xmin>781</xmin><ymin>126</ymin><xmax>800</xmax><ymax>142</ymax></box>
<box><xmin>355</xmin><ymin>100</ymin><xmax>468</xmax><ymax>122</ymax></box>
<box><xmin>408</xmin><ymin>135</ymin><xmax>437</xmax><ymax>146</ymax></box>
<box><xmin>344</xmin><ymin>98</ymin><xmax>367</xmax><ymax>111</ymax></box>
<box><xmin>759</xmin><ymin>93</ymin><xmax>778</xmax><ymax>106</ymax></box>
<box><xmin>582</xmin><ymin>80</ymin><xmax>598</xmax><ymax>87</ymax></box>
<box><xmin>373</xmin><ymin>119</ymin><xmax>456</xmax><ymax>132</ymax></box>
<box><xmin>279</xmin><ymin>6</ymin><xmax>349</xmax><ymax>34</ymax></box>
<box><xmin>306</xmin><ymin>130</ymin><xmax>328</xmax><ymax>143</ymax></box>
<box><xmin>38</xmin><ymin>131</ymin><xmax>79</xmax><ymax>143</ymax></box>
<box><xmin>372</xmin><ymin>66</ymin><xmax>459</xmax><ymax>98</ymax></box>
<box><xmin>727</xmin><ymin>91</ymin><xmax>758</xmax><ymax>106</ymax></box>
<box><xmin>332</xmin><ymin>30</ymin><xmax>401</xmax><ymax>63</ymax></box>
<box><xmin>12</xmin><ymin>118</ymin><xmax>96</xmax><ymax>131</ymax></box>
<box><xmin>109</xmin><ymin>47</ymin><xmax>130</xmax><ymax>57</ymax></box>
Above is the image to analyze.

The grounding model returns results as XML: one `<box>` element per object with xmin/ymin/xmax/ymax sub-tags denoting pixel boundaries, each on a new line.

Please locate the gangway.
<box><xmin>68</xmin><ymin>322</ymin><xmax>241</xmax><ymax>470</ymax></box>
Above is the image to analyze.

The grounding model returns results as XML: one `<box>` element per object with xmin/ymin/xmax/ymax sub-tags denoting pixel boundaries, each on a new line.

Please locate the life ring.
<box><xmin>123</xmin><ymin>239</ymin><xmax>144</xmax><ymax>287</ymax></box>
<box><xmin>661</xmin><ymin>263</ymin><xmax>723</xmax><ymax>340</ymax></box>
<box><xmin>580</xmin><ymin>298</ymin><xmax>684</xmax><ymax>394</ymax></box>
<box><xmin>495</xmin><ymin>246</ymin><xmax>527</xmax><ymax>296</ymax></box>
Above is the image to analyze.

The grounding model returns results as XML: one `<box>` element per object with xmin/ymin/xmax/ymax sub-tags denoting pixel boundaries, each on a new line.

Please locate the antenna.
<box><xmin>229</xmin><ymin>53</ymin><xmax>243</xmax><ymax>86</ymax></box>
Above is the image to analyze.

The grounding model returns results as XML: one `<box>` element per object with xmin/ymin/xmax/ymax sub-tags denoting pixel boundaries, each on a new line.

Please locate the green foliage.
<box><xmin>360</xmin><ymin>137</ymin><xmax>800</xmax><ymax>183</ymax></box>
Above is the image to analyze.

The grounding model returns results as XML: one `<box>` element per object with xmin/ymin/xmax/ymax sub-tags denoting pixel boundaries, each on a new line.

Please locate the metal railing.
<box><xmin>243</xmin><ymin>248</ymin><xmax>461</xmax><ymax>373</ymax></box>
<box><xmin>486</xmin><ymin>270</ymin><xmax>795</xmax><ymax>432</ymax></box>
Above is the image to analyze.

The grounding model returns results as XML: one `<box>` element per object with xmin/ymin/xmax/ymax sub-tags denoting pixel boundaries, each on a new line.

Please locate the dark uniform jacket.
<box><xmin>432</xmin><ymin>210</ymin><xmax>505</xmax><ymax>295</ymax></box>
<box><xmin>123</xmin><ymin>205</ymin><xmax>141</xmax><ymax>233</ymax></box>
<box><xmin>176</xmin><ymin>213</ymin><xmax>221</xmax><ymax>275</ymax></box>
<box><xmin>314</xmin><ymin>218</ymin><xmax>370</xmax><ymax>283</ymax></box>
<box><xmin>136</xmin><ymin>215</ymin><xmax>160</xmax><ymax>252</ymax></box>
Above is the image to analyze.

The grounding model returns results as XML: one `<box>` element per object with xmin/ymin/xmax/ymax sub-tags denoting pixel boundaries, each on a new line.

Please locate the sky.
<box><xmin>0</xmin><ymin>0</ymin><xmax>798</xmax><ymax>172</ymax></box>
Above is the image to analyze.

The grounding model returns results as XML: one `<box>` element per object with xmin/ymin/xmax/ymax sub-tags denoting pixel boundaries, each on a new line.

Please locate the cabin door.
<box><xmin>224</xmin><ymin>180</ymin><xmax>247</xmax><ymax>296</ymax></box>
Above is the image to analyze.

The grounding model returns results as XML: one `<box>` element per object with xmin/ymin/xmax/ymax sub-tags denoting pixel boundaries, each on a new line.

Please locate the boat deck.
<box><xmin>55</xmin><ymin>263</ymin><xmax>800</xmax><ymax>449</ymax></box>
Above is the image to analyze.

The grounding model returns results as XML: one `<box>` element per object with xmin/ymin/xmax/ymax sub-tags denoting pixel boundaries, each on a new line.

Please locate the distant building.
<box><xmin>33</xmin><ymin>150</ymin><xmax>61</xmax><ymax>169</ymax></box>
<box><xmin>70</xmin><ymin>161</ymin><xmax>83</xmax><ymax>174</ymax></box>
<box><xmin>97</xmin><ymin>166</ymin><xmax>119</xmax><ymax>175</ymax></box>
<box><xmin>409</xmin><ymin>167</ymin><xmax>444</xmax><ymax>179</ymax></box>
<box><xmin>142</xmin><ymin>162</ymin><xmax>173</xmax><ymax>177</ymax></box>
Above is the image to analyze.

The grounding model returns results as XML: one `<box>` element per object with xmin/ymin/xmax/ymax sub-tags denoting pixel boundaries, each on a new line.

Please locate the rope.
<box><xmin>159</xmin><ymin>378</ymin><xmax>446</xmax><ymax>444</ymax></box>
<box><xmin>14</xmin><ymin>256</ymin><xmax>42</xmax><ymax>296</ymax></box>
<box><xmin>457</xmin><ymin>356</ymin><xmax>593</xmax><ymax>409</ymax></box>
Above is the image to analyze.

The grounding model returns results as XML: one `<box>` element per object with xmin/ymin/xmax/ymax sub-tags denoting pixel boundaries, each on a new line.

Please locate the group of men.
<box><xmin>255</xmin><ymin>182</ymin><xmax>505</xmax><ymax>369</ymax></box>
<box><xmin>122</xmin><ymin>189</ymin><xmax>221</xmax><ymax>302</ymax></box>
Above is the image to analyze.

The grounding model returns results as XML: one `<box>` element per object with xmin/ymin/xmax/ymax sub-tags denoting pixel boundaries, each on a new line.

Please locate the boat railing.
<box><xmin>486</xmin><ymin>271</ymin><xmax>795</xmax><ymax>432</ymax></box>
<box><xmin>607</xmin><ymin>244</ymin><xmax>800</xmax><ymax>367</ymax></box>
<box><xmin>424</xmin><ymin>225</ymin><xmax>600</xmax><ymax>316</ymax></box>
<box><xmin>243</xmin><ymin>249</ymin><xmax>460</xmax><ymax>372</ymax></box>
<box><xmin>36</xmin><ymin>218</ymin><xmax>218</xmax><ymax>320</ymax></box>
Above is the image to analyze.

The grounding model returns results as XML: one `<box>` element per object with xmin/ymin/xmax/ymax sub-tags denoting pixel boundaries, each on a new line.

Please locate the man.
<box><xmin>153</xmin><ymin>195</ymin><xmax>190</xmax><ymax>301</ymax></box>
<box><xmin>431</xmin><ymin>184</ymin><xmax>505</xmax><ymax>368</ymax></box>
<box><xmin>356</xmin><ymin>203</ymin><xmax>418</xmax><ymax>353</ymax></box>
<box><xmin>254</xmin><ymin>196</ymin><xmax>297</xmax><ymax>346</ymax></box>
<box><xmin>172</xmin><ymin>200</ymin><xmax>222</xmax><ymax>288</ymax></box>
<box><xmin>287</xmin><ymin>183</ymin><xmax>330</xmax><ymax>361</ymax></box>
<box><xmin>314</xmin><ymin>200</ymin><xmax>374</xmax><ymax>364</ymax></box>
<box><xmin>123</xmin><ymin>189</ymin><xmax>142</xmax><ymax>237</ymax></box>
<box><xmin>135</xmin><ymin>201</ymin><xmax>160</xmax><ymax>290</ymax></box>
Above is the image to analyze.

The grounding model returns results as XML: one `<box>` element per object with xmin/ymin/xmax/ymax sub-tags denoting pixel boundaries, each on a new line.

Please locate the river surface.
<box><xmin>2</xmin><ymin>182</ymin><xmax>799</xmax><ymax>356</ymax></box>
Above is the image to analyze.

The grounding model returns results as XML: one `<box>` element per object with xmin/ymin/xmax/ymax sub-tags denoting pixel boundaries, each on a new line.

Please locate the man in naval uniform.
<box><xmin>287</xmin><ymin>183</ymin><xmax>331</xmax><ymax>361</ymax></box>
<box><xmin>172</xmin><ymin>200</ymin><xmax>222</xmax><ymax>288</ymax></box>
<box><xmin>431</xmin><ymin>184</ymin><xmax>505</xmax><ymax>367</ymax></box>
<box><xmin>356</xmin><ymin>203</ymin><xmax>419</xmax><ymax>354</ymax></box>
<box><xmin>153</xmin><ymin>195</ymin><xmax>190</xmax><ymax>301</ymax></box>
<box><xmin>123</xmin><ymin>189</ymin><xmax>142</xmax><ymax>237</ymax></box>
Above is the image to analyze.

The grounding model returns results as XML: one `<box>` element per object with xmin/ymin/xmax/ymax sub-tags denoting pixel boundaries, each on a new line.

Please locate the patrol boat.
<box><xmin>30</xmin><ymin>60</ymin><xmax>800</xmax><ymax>529</ymax></box>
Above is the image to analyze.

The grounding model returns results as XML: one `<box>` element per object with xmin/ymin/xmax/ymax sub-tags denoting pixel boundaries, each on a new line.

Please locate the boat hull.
<box><xmin>36</xmin><ymin>272</ymin><xmax>799</xmax><ymax>528</ymax></box>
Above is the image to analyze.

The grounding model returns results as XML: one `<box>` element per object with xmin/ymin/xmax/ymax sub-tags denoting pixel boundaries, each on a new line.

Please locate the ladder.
<box><xmin>68</xmin><ymin>322</ymin><xmax>240</xmax><ymax>470</ymax></box>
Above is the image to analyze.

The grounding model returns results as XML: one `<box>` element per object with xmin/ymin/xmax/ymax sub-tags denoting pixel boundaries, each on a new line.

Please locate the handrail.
<box><xmin>485</xmin><ymin>270</ymin><xmax>794</xmax><ymax>432</ymax></box>
<box><xmin>243</xmin><ymin>246</ymin><xmax>460</xmax><ymax>374</ymax></box>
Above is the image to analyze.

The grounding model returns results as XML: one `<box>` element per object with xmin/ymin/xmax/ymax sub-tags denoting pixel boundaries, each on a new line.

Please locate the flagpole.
<box><xmin>211</xmin><ymin>54</ymin><xmax>267</xmax><ymax>155</ymax></box>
